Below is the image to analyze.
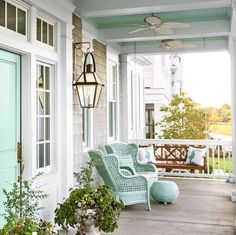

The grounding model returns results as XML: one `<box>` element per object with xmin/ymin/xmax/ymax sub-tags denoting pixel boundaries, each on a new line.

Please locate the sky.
<box><xmin>181</xmin><ymin>51</ymin><xmax>231</xmax><ymax>108</ymax></box>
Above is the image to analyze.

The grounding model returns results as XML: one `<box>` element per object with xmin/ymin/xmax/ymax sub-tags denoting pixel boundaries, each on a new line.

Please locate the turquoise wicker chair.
<box><xmin>88</xmin><ymin>149</ymin><xmax>152</xmax><ymax>210</ymax></box>
<box><xmin>104</xmin><ymin>142</ymin><xmax>157</xmax><ymax>183</ymax></box>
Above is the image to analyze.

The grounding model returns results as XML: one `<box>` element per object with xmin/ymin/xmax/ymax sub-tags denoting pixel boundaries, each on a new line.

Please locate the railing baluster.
<box><xmin>217</xmin><ymin>144</ymin><xmax>220</xmax><ymax>176</ymax></box>
<box><xmin>228</xmin><ymin>145</ymin><xmax>232</xmax><ymax>174</ymax></box>
<box><xmin>222</xmin><ymin>145</ymin><xmax>225</xmax><ymax>177</ymax></box>
<box><xmin>212</xmin><ymin>148</ymin><xmax>215</xmax><ymax>176</ymax></box>
<box><xmin>207</xmin><ymin>146</ymin><xmax>210</xmax><ymax>175</ymax></box>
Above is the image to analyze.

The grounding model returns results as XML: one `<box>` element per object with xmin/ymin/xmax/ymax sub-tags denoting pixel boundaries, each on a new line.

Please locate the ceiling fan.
<box><xmin>129</xmin><ymin>15</ymin><xmax>190</xmax><ymax>35</ymax></box>
<box><xmin>161</xmin><ymin>39</ymin><xmax>197</xmax><ymax>50</ymax></box>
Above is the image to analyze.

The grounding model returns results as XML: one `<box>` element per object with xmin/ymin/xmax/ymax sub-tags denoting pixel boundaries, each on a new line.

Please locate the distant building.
<box><xmin>143</xmin><ymin>55</ymin><xmax>183</xmax><ymax>138</ymax></box>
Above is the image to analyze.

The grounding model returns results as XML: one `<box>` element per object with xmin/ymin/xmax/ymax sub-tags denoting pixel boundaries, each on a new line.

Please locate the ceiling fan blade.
<box><xmin>168</xmin><ymin>40</ymin><xmax>182</xmax><ymax>47</ymax></box>
<box><xmin>129</xmin><ymin>26</ymin><xmax>150</xmax><ymax>34</ymax></box>
<box><xmin>179</xmin><ymin>43</ymin><xmax>197</xmax><ymax>49</ymax></box>
<box><xmin>162</xmin><ymin>22</ymin><xmax>190</xmax><ymax>28</ymax></box>
<box><xmin>155</xmin><ymin>26</ymin><xmax>174</xmax><ymax>34</ymax></box>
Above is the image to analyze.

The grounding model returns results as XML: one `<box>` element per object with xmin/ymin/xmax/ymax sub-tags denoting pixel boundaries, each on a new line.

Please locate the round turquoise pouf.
<box><xmin>151</xmin><ymin>181</ymin><xmax>179</xmax><ymax>204</ymax></box>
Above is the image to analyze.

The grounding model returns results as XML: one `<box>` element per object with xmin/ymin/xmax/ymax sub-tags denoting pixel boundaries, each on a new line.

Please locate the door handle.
<box><xmin>17</xmin><ymin>142</ymin><xmax>24</xmax><ymax>182</ymax></box>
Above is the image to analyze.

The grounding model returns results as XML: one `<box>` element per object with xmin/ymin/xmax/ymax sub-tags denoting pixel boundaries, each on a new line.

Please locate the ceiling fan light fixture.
<box><xmin>144</xmin><ymin>15</ymin><xmax>161</xmax><ymax>26</ymax></box>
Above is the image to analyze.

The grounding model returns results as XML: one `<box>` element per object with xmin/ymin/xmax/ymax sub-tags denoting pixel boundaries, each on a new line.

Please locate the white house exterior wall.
<box><xmin>0</xmin><ymin>0</ymin><xmax>75</xmax><ymax>221</ymax></box>
<box><xmin>119</xmin><ymin>55</ymin><xmax>145</xmax><ymax>141</ymax></box>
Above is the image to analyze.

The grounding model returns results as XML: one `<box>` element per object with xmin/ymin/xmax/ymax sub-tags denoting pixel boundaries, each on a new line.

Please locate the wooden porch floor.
<box><xmin>106</xmin><ymin>178</ymin><xmax>236</xmax><ymax>235</ymax></box>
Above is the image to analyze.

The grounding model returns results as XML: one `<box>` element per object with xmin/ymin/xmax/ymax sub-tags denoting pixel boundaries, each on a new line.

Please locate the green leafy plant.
<box><xmin>55</xmin><ymin>162</ymin><xmax>124</xmax><ymax>235</ymax></box>
<box><xmin>0</xmin><ymin>173</ymin><xmax>54</xmax><ymax>235</ymax></box>
<box><xmin>73</xmin><ymin>161</ymin><xmax>93</xmax><ymax>187</ymax></box>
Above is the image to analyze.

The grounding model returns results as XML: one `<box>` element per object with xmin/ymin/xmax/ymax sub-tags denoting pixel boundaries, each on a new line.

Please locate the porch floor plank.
<box><xmin>105</xmin><ymin>178</ymin><xmax>236</xmax><ymax>235</ymax></box>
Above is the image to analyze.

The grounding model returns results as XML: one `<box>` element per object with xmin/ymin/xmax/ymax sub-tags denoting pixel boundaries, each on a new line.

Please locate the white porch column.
<box><xmin>230</xmin><ymin>3</ymin><xmax>236</xmax><ymax>203</ymax></box>
<box><xmin>58</xmin><ymin>20</ymin><xmax>74</xmax><ymax>200</ymax></box>
<box><xmin>230</xmin><ymin>36</ymin><xmax>236</xmax><ymax>200</ymax></box>
<box><xmin>119</xmin><ymin>55</ymin><xmax>131</xmax><ymax>142</ymax></box>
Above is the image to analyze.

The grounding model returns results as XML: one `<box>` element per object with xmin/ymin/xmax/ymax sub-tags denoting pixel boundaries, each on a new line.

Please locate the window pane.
<box><xmin>42</xmin><ymin>21</ymin><xmax>47</xmax><ymax>43</ymax></box>
<box><xmin>45</xmin><ymin>92</ymin><xmax>50</xmax><ymax>115</ymax></box>
<box><xmin>37</xmin><ymin>65</ymin><xmax>44</xmax><ymax>89</ymax></box>
<box><xmin>38</xmin><ymin>144</ymin><xmax>44</xmax><ymax>168</ymax></box>
<box><xmin>17</xmin><ymin>8</ymin><xmax>25</xmax><ymax>35</ymax></box>
<box><xmin>48</xmin><ymin>24</ymin><xmax>53</xmax><ymax>46</ymax></box>
<box><xmin>37</xmin><ymin>91</ymin><xmax>44</xmax><ymax>115</ymax></box>
<box><xmin>37</xmin><ymin>18</ymin><xmax>41</xmax><ymax>41</ymax></box>
<box><xmin>82</xmin><ymin>108</ymin><xmax>89</xmax><ymax>144</ymax></box>
<box><xmin>109</xmin><ymin>102</ymin><xmax>114</xmax><ymax>137</ymax></box>
<box><xmin>45</xmin><ymin>118</ymin><xmax>50</xmax><ymax>140</ymax></box>
<box><xmin>113</xmin><ymin>83</ymin><xmax>116</xmax><ymax>100</ymax></box>
<box><xmin>7</xmin><ymin>3</ymin><xmax>16</xmax><ymax>31</ymax></box>
<box><xmin>45</xmin><ymin>66</ymin><xmax>50</xmax><ymax>90</ymax></box>
<box><xmin>0</xmin><ymin>0</ymin><xmax>5</xmax><ymax>27</ymax></box>
<box><xmin>112</xmin><ymin>66</ymin><xmax>116</xmax><ymax>83</ymax></box>
<box><xmin>82</xmin><ymin>108</ymin><xmax>85</xmax><ymax>142</ymax></box>
<box><xmin>37</xmin><ymin>117</ymin><xmax>44</xmax><ymax>141</ymax></box>
<box><xmin>45</xmin><ymin>143</ymin><xmax>50</xmax><ymax>166</ymax></box>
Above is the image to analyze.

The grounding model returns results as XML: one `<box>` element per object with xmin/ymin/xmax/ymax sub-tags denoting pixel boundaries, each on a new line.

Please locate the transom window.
<box><xmin>36</xmin><ymin>63</ymin><xmax>53</xmax><ymax>170</ymax></box>
<box><xmin>0</xmin><ymin>0</ymin><xmax>27</xmax><ymax>35</ymax></box>
<box><xmin>37</xmin><ymin>16</ymin><xmax>54</xmax><ymax>47</ymax></box>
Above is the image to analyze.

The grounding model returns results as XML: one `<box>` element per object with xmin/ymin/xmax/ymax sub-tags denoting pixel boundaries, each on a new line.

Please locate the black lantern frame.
<box><xmin>73</xmin><ymin>42</ymin><xmax>104</xmax><ymax>108</ymax></box>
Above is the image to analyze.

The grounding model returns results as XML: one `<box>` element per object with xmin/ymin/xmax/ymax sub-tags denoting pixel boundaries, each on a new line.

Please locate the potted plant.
<box><xmin>54</xmin><ymin>162</ymin><xmax>124</xmax><ymax>235</ymax></box>
<box><xmin>0</xmin><ymin>173</ymin><xmax>54</xmax><ymax>235</ymax></box>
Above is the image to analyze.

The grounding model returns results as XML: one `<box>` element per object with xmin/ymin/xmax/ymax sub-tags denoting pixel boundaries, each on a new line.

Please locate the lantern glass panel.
<box><xmin>85</xmin><ymin>73</ymin><xmax>95</xmax><ymax>83</ymax></box>
<box><xmin>94</xmin><ymin>84</ymin><xmax>103</xmax><ymax>107</ymax></box>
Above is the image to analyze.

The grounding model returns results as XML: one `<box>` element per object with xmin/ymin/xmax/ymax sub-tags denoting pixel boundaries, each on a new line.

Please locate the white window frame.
<box><xmin>82</xmin><ymin>108</ymin><xmax>92</xmax><ymax>148</ymax></box>
<box><xmin>0</xmin><ymin>0</ymin><xmax>29</xmax><ymax>39</ymax></box>
<box><xmin>36</xmin><ymin>11</ymin><xmax>56</xmax><ymax>52</ymax></box>
<box><xmin>108</xmin><ymin>60</ymin><xmax>118</xmax><ymax>141</ymax></box>
<box><xmin>35</xmin><ymin>61</ymin><xmax>54</xmax><ymax>173</ymax></box>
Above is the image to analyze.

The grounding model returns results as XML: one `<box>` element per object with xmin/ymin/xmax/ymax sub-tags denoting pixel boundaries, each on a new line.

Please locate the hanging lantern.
<box><xmin>73</xmin><ymin>49</ymin><xmax>104</xmax><ymax>108</ymax></box>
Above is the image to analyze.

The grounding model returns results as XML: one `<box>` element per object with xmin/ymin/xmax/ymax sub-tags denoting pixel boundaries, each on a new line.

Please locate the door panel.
<box><xmin>0</xmin><ymin>49</ymin><xmax>20</xmax><ymax>227</ymax></box>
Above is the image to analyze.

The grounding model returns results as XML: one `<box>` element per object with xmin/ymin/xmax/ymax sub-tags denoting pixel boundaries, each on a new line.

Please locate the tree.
<box><xmin>219</xmin><ymin>103</ymin><xmax>231</xmax><ymax>123</ymax></box>
<box><xmin>157</xmin><ymin>93</ymin><xmax>208</xmax><ymax>139</ymax></box>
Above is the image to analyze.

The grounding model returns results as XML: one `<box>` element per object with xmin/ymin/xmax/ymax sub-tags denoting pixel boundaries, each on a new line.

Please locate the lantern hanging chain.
<box><xmin>73</xmin><ymin>42</ymin><xmax>92</xmax><ymax>83</ymax></box>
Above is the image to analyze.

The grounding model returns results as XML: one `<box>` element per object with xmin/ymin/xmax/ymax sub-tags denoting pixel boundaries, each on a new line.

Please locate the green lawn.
<box><xmin>209</xmin><ymin>123</ymin><xmax>232</xmax><ymax>136</ymax></box>
<box><xmin>208</xmin><ymin>156</ymin><xmax>233</xmax><ymax>174</ymax></box>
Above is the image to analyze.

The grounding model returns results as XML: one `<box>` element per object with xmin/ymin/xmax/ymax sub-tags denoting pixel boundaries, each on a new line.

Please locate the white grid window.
<box><xmin>108</xmin><ymin>63</ymin><xmax>117</xmax><ymax>139</ymax></box>
<box><xmin>37</xmin><ymin>17</ymin><xmax>54</xmax><ymax>47</ymax></box>
<box><xmin>0</xmin><ymin>0</ymin><xmax>27</xmax><ymax>36</ymax></box>
<box><xmin>36</xmin><ymin>63</ymin><xmax>52</xmax><ymax>170</ymax></box>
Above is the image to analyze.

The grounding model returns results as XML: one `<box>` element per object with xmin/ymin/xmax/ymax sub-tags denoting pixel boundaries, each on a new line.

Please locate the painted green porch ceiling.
<box><xmin>120</xmin><ymin>36</ymin><xmax>228</xmax><ymax>54</ymax></box>
<box><xmin>120</xmin><ymin>36</ymin><xmax>227</xmax><ymax>46</ymax></box>
<box><xmin>76</xmin><ymin>0</ymin><xmax>231</xmax><ymax>53</ymax></box>
<box><xmin>86</xmin><ymin>7</ymin><xmax>231</xmax><ymax>29</ymax></box>
<box><xmin>75</xmin><ymin>0</ymin><xmax>231</xmax><ymax>18</ymax></box>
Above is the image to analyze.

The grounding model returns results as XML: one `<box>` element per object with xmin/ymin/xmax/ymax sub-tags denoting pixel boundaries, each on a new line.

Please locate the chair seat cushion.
<box><xmin>137</xmin><ymin>172</ymin><xmax>157</xmax><ymax>179</ymax></box>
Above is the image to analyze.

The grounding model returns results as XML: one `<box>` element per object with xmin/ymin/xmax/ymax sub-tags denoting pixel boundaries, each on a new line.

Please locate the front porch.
<box><xmin>109</xmin><ymin>178</ymin><xmax>236</xmax><ymax>235</ymax></box>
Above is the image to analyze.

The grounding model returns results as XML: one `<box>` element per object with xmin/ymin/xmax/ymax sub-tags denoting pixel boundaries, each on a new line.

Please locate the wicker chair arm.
<box><xmin>120</xmin><ymin>169</ymin><xmax>132</xmax><ymax>176</ymax></box>
<box><xmin>135</xmin><ymin>163</ymin><xmax>157</xmax><ymax>173</ymax></box>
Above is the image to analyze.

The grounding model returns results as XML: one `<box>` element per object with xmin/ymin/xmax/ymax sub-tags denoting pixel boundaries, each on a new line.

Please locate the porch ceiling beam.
<box><xmin>75</xmin><ymin>0</ymin><xmax>231</xmax><ymax>17</ymax></box>
<box><xmin>98</xmin><ymin>20</ymin><xmax>229</xmax><ymax>43</ymax></box>
<box><xmin>120</xmin><ymin>38</ymin><xmax>228</xmax><ymax>55</ymax></box>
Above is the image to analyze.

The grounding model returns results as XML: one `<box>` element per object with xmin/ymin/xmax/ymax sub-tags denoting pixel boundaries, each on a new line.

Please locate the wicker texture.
<box><xmin>88</xmin><ymin>149</ymin><xmax>152</xmax><ymax>210</ymax></box>
<box><xmin>104</xmin><ymin>142</ymin><xmax>157</xmax><ymax>180</ymax></box>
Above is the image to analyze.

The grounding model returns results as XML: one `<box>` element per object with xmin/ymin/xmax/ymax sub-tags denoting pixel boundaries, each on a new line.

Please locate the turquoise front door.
<box><xmin>0</xmin><ymin>49</ymin><xmax>21</xmax><ymax>227</ymax></box>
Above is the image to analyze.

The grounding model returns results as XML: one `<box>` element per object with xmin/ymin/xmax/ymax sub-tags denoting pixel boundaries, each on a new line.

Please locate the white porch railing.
<box><xmin>132</xmin><ymin>139</ymin><xmax>233</xmax><ymax>179</ymax></box>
